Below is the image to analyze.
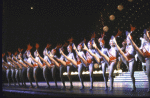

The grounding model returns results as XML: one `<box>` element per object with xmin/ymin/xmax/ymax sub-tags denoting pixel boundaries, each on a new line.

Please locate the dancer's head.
<box><xmin>143</xmin><ymin>29</ymin><xmax>150</xmax><ymax>42</ymax></box>
<box><xmin>125</xmin><ymin>31</ymin><xmax>131</xmax><ymax>45</ymax></box>
<box><xmin>34</xmin><ymin>50</ymin><xmax>39</xmax><ymax>57</ymax></box>
<box><xmin>98</xmin><ymin>38</ymin><xmax>105</xmax><ymax>48</ymax></box>
<box><xmin>51</xmin><ymin>49</ymin><xmax>56</xmax><ymax>55</ymax></box>
<box><xmin>109</xmin><ymin>36</ymin><xmax>115</xmax><ymax>47</ymax></box>
<box><xmin>87</xmin><ymin>40</ymin><xmax>92</xmax><ymax>49</ymax></box>
<box><xmin>67</xmin><ymin>45</ymin><xmax>72</xmax><ymax>53</ymax></box>
<box><xmin>43</xmin><ymin>48</ymin><xmax>47</xmax><ymax>56</ymax></box>
<box><xmin>77</xmin><ymin>43</ymin><xmax>82</xmax><ymax>51</ymax></box>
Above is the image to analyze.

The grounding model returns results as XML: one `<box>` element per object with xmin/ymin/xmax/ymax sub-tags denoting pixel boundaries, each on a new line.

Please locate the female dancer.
<box><xmin>2</xmin><ymin>53</ymin><xmax>12</xmax><ymax>86</ymax></box>
<box><xmin>23</xmin><ymin>44</ymin><xmax>34</xmax><ymax>88</ymax></box>
<box><xmin>47</xmin><ymin>43</ymin><xmax>67</xmax><ymax>90</ymax></box>
<box><xmin>30</xmin><ymin>43</ymin><xmax>43</xmax><ymax>88</ymax></box>
<box><xmin>6</xmin><ymin>52</ymin><xmax>18</xmax><ymax>86</ymax></box>
<box><xmin>128</xmin><ymin>28</ymin><xmax>150</xmax><ymax>93</ymax></box>
<box><xmin>59</xmin><ymin>38</ymin><xmax>77</xmax><ymax>90</ymax></box>
<box><xmin>46</xmin><ymin>45</ymin><xmax>63</xmax><ymax>88</ymax></box>
<box><xmin>11</xmin><ymin>52</ymin><xmax>23</xmax><ymax>86</ymax></box>
<box><xmin>93</xmin><ymin>36</ymin><xmax>119</xmax><ymax>91</ymax></box>
<box><xmin>72</xmin><ymin>41</ymin><xmax>87</xmax><ymax>90</ymax></box>
<box><xmin>38</xmin><ymin>44</ymin><xmax>52</xmax><ymax>88</ymax></box>
<box><xmin>112</xmin><ymin>28</ymin><xmax>136</xmax><ymax>92</ymax></box>
<box><xmin>13</xmin><ymin>48</ymin><xmax>28</xmax><ymax>87</ymax></box>
<box><xmin>82</xmin><ymin>39</ymin><xmax>101</xmax><ymax>90</ymax></box>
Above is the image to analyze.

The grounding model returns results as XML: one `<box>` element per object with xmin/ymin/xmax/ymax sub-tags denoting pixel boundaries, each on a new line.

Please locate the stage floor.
<box><xmin>2</xmin><ymin>81</ymin><xmax>150</xmax><ymax>97</ymax></box>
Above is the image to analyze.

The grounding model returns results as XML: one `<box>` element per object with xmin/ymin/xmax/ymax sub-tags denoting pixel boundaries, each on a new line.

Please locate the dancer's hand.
<box><xmin>128</xmin><ymin>33</ymin><xmax>132</xmax><ymax>39</ymax></box>
<box><xmin>73</xmin><ymin>44</ymin><xmax>77</xmax><ymax>50</ymax></box>
<box><xmin>112</xmin><ymin>37</ymin><xmax>117</xmax><ymax>44</ymax></box>
<box><xmin>93</xmin><ymin>41</ymin><xmax>97</xmax><ymax>49</ymax></box>
<box><xmin>83</xmin><ymin>43</ymin><xmax>88</xmax><ymax>51</ymax></box>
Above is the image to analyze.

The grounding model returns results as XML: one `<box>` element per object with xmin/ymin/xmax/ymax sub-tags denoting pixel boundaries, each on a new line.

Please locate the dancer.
<box><xmin>6</xmin><ymin>52</ymin><xmax>18</xmax><ymax>86</ymax></box>
<box><xmin>38</xmin><ymin>44</ymin><xmax>52</xmax><ymax>88</ymax></box>
<box><xmin>23</xmin><ymin>44</ymin><xmax>34</xmax><ymax>88</ymax></box>
<box><xmin>11</xmin><ymin>52</ymin><xmax>23</xmax><ymax>86</ymax></box>
<box><xmin>128</xmin><ymin>28</ymin><xmax>150</xmax><ymax>93</ymax></box>
<box><xmin>97</xmin><ymin>33</ymin><xmax>109</xmax><ymax>90</ymax></box>
<box><xmin>48</xmin><ymin>43</ymin><xmax>68</xmax><ymax>90</ymax></box>
<box><xmin>82</xmin><ymin>33</ymin><xmax>102</xmax><ymax>90</ymax></box>
<box><xmin>112</xmin><ymin>28</ymin><xmax>136</xmax><ymax>92</ymax></box>
<box><xmin>2</xmin><ymin>53</ymin><xmax>12</xmax><ymax>86</ymax></box>
<box><xmin>59</xmin><ymin>38</ymin><xmax>77</xmax><ymax>90</ymax></box>
<box><xmin>13</xmin><ymin>48</ymin><xmax>28</xmax><ymax>87</ymax></box>
<box><xmin>73</xmin><ymin>40</ymin><xmax>87</xmax><ymax>90</ymax></box>
<box><xmin>46</xmin><ymin>44</ymin><xmax>64</xmax><ymax>88</ymax></box>
<box><xmin>93</xmin><ymin>35</ymin><xmax>119</xmax><ymax>91</ymax></box>
<box><xmin>30</xmin><ymin>43</ymin><xmax>43</xmax><ymax>88</ymax></box>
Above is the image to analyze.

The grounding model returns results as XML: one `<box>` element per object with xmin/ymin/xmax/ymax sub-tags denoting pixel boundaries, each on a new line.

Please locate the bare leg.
<box><xmin>89</xmin><ymin>63</ymin><xmax>94</xmax><ymax>90</ymax></box>
<box><xmin>102</xmin><ymin>63</ymin><xmax>108</xmax><ymax>90</ymax></box>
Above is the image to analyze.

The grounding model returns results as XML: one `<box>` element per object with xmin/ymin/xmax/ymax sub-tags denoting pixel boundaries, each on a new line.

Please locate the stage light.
<box><xmin>103</xmin><ymin>26</ymin><xmax>109</xmax><ymax>32</ymax></box>
<box><xmin>117</xmin><ymin>5</ymin><xmax>123</xmax><ymax>11</ymax></box>
<box><xmin>109</xmin><ymin>15</ymin><xmax>115</xmax><ymax>21</ymax></box>
<box><xmin>31</xmin><ymin>7</ymin><xmax>33</xmax><ymax>9</ymax></box>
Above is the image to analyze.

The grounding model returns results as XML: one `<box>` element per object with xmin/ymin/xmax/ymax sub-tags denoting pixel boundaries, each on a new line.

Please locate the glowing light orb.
<box><xmin>109</xmin><ymin>15</ymin><xmax>115</xmax><ymax>21</ymax></box>
<box><xmin>103</xmin><ymin>26</ymin><xmax>109</xmax><ymax>32</ymax></box>
<box><xmin>117</xmin><ymin>5</ymin><xmax>123</xmax><ymax>11</ymax></box>
<box><xmin>31</xmin><ymin>7</ymin><xmax>33</xmax><ymax>9</ymax></box>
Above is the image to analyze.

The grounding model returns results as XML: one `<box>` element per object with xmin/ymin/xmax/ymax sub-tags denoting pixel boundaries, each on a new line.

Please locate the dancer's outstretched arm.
<box><xmin>83</xmin><ymin>43</ymin><xmax>100</xmax><ymax>63</ymax></box>
<box><xmin>93</xmin><ymin>42</ymin><xmax>110</xmax><ymax>65</ymax></box>
<box><xmin>73</xmin><ymin>44</ymin><xmax>88</xmax><ymax>66</ymax></box>
<box><xmin>60</xmin><ymin>49</ymin><xmax>77</xmax><ymax>66</ymax></box>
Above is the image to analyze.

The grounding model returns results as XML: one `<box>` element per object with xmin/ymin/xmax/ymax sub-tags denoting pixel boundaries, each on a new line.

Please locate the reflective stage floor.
<box><xmin>2</xmin><ymin>81</ymin><xmax>150</xmax><ymax>97</ymax></box>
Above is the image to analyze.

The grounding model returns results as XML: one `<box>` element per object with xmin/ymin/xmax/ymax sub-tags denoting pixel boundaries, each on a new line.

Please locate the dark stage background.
<box><xmin>2</xmin><ymin>0</ymin><xmax>150</xmax><ymax>73</ymax></box>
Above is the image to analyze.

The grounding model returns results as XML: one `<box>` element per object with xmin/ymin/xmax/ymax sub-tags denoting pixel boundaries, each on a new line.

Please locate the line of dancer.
<box><xmin>2</xmin><ymin>26</ymin><xmax>150</xmax><ymax>93</ymax></box>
